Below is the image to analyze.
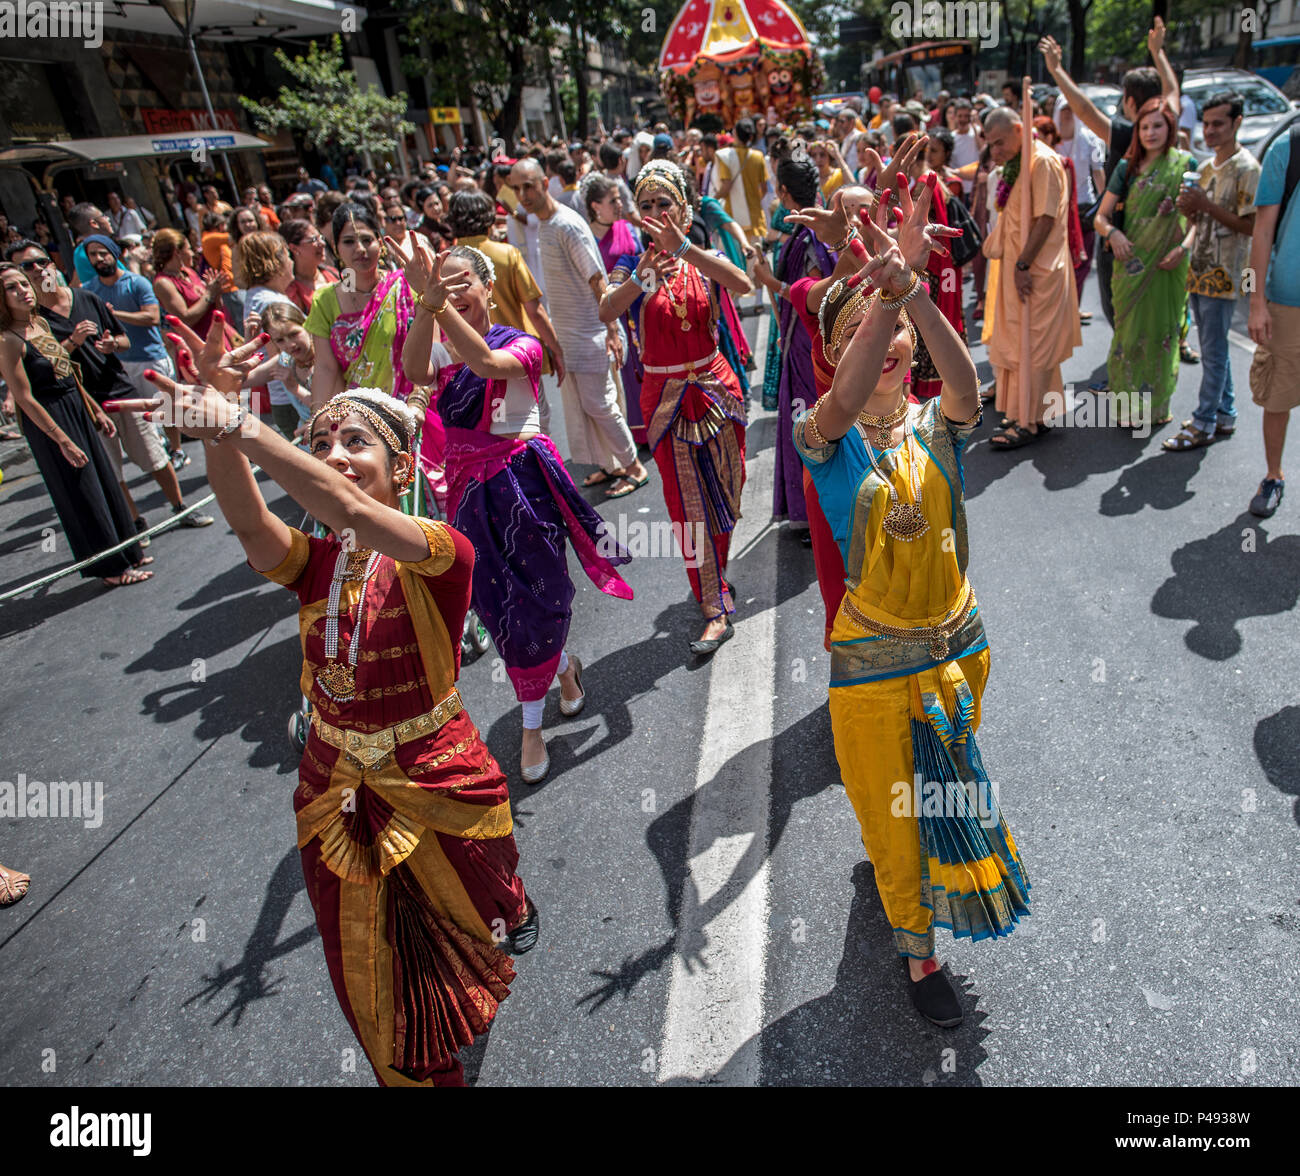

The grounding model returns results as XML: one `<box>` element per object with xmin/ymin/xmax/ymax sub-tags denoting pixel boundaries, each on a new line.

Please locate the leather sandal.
<box><xmin>903</xmin><ymin>957</ymin><xmax>963</xmax><ymax>1027</ymax></box>
<box><xmin>0</xmin><ymin>862</ymin><xmax>30</xmax><ymax>907</ymax></box>
<box><xmin>559</xmin><ymin>655</ymin><xmax>585</xmax><ymax>717</ymax></box>
<box><xmin>582</xmin><ymin>468</ymin><xmax>616</xmax><ymax>487</ymax></box>
<box><xmin>1162</xmin><ymin>424</ymin><xmax>1214</xmax><ymax>452</ymax></box>
<box><xmin>989</xmin><ymin>424</ymin><xmax>1042</xmax><ymax>450</ymax></box>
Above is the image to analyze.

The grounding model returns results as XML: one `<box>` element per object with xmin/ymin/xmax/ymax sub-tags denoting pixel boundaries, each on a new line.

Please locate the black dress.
<box><xmin>12</xmin><ymin>331</ymin><xmax>143</xmax><ymax>578</ymax></box>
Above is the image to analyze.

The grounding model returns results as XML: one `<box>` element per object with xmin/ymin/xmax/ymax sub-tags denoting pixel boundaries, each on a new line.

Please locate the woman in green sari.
<box><xmin>1094</xmin><ymin>98</ymin><xmax>1194</xmax><ymax>427</ymax></box>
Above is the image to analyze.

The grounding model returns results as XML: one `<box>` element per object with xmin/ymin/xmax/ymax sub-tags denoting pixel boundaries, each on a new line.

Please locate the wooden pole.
<box><xmin>1019</xmin><ymin>74</ymin><xmax>1034</xmax><ymax>428</ymax></box>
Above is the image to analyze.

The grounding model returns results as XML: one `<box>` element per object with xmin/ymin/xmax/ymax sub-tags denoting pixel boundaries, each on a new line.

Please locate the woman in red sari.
<box><xmin>899</xmin><ymin>155</ymin><xmax>966</xmax><ymax>401</ymax></box>
<box><xmin>147</xmin><ymin>322</ymin><xmax>536</xmax><ymax>1087</ymax></box>
<box><xmin>599</xmin><ymin>160</ymin><xmax>753</xmax><ymax>653</ymax></box>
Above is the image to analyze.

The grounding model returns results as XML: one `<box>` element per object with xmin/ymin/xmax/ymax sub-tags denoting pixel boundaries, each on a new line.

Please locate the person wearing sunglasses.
<box><xmin>278</xmin><ymin>218</ymin><xmax>339</xmax><ymax>315</ymax></box>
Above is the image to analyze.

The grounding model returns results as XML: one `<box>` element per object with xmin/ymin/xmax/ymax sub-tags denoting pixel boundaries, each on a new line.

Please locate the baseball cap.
<box><xmin>653</xmin><ymin>133</ymin><xmax>673</xmax><ymax>151</ymax></box>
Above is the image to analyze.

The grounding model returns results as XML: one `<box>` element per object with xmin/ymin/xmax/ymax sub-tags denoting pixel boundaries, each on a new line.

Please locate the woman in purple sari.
<box><xmin>396</xmin><ymin>239</ymin><xmax>633</xmax><ymax>784</ymax></box>
<box><xmin>582</xmin><ymin>174</ymin><xmax>647</xmax><ymax>449</ymax></box>
<box><xmin>765</xmin><ymin>158</ymin><xmax>834</xmax><ymax>533</ymax></box>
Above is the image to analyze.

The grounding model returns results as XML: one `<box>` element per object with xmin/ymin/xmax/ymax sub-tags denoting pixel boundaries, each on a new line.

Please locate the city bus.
<box><xmin>861</xmin><ymin>40</ymin><xmax>976</xmax><ymax>103</ymax></box>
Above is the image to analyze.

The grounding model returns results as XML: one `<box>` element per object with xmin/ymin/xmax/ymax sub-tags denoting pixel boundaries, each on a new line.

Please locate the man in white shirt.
<box><xmin>106</xmin><ymin>191</ymin><xmax>148</xmax><ymax>240</ymax></box>
<box><xmin>830</xmin><ymin>106</ymin><xmax>862</xmax><ymax>176</ymax></box>
<box><xmin>507</xmin><ymin>158</ymin><xmax>647</xmax><ymax>495</ymax></box>
<box><xmin>950</xmin><ymin>99</ymin><xmax>983</xmax><ymax>198</ymax></box>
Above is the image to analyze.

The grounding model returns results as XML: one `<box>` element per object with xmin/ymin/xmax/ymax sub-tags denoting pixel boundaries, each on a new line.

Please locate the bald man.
<box><xmin>507</xmin><ymin>159</ymin><xmax>648</xmax><ymax>493</ymax></box>
<box><xmin>981</xmin><ymin>106</ymin><xmax>1081</xmax><ymax>448</ymax></box>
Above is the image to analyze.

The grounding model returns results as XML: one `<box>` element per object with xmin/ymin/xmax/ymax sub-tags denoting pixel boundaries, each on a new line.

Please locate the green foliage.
<box><xmin>239</xmin><ymin>35</ymin><xmax>414</xmax><ymax>156</ymax></box>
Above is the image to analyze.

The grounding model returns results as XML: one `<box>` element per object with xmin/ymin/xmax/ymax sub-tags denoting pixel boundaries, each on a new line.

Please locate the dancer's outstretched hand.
<box><xmin>165</xmin><ymin>313</ymin><xmax>267</xmax><ymax>400</ymax></box>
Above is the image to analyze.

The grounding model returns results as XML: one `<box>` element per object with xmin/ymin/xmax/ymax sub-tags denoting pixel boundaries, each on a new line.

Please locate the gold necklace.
<box><xmin>662</xmin><ymin>262</ymin><xmax>693</xmax><ymax>331</ymax></box>
<box><xmin>857</xmin><ymin>398</ymin><xmax>908</xmax><ymax>449</ymax></box>
<box><xmin>862</xmin><ymin>410</ymin><xmax>930</xmax><ymax>542</ymax></box>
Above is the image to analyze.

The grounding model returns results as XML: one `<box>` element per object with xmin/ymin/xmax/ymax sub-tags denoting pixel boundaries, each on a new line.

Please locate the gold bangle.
<box><xmin>877</xmin><ymin>271</ymin><xmax>919</xmax><ymax>305</ymax></box>
<box><xmin>804</xmin><ymin>395</ymin><xmax>831</xmax><ymax>448</ymax></box>
<box><xmin>417</xmin><ymin>291</ymin><xmax>447</xmax><ymax>315</ymax></box>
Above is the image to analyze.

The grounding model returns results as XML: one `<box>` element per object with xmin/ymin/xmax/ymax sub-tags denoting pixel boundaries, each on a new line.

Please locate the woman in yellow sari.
<box><xmin>795</xmin><ymin>185</ymin><xmax>1030</xmax><ymax>1028</ymax></box>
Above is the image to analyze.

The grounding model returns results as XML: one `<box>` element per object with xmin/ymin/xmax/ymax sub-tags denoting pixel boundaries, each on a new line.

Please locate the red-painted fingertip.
<box><xmin>165</xmin><ymin>315</ymin><xmax>180</xmax><ymax>325</ymax></box>
<box><xmin>896</xmin><ymin>172</ymin><xmax>907</xmax><ymax>189</ymax></box>
<box><xmin>143</xmin><ymin>369</ymin><xmax>157</xmax><ymax>380</ymax></box>
<box><xmin>259</xmin><ymin>332</ymin><xmax>270</xmax><ymax>343</ymax></box>
<box><xmin>845</xmin><ymin>272</ymin><xmax>866</xmax><ymax>290</ymax></box>
<box><xmin>213</xmin><ymin>311</ymin><xmax>224</xmax><ymax>322</ymax></box>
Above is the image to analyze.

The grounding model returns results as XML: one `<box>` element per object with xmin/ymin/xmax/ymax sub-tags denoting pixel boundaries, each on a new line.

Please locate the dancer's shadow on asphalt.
<box><xmin>963</xmin><ymin>398</ymin><xmax>1159</xmax><ymax>501</ymax></box>
<box><xmin>1151</xmin><ymin>515</ymin><xmax>1300</xmax><ymax>660</ymax></box>
<box><xmin>0</xmin><ymin>578</ymin><xmax>105</xmax><ymax>638</ymax></box>
<box><xmin>706</xmin><ymin>862</ymin><xmax>990</xmax><ymax>1086</ymax></box>
<box><xmin>1099</xmin><ymin>446</ymin><xmax>1209</xmax><ymax>516</ymax></box>
<box><xmin>481</xmin><ymin>597</ymin><xmax>705</xmax><ymax>790</ymax></box>
<box><xmin>182</xmin><ymin>847</ymin><xmax>316</xmax><ymax>1028</ymax></box>
<box><xmin>131</xmin><ymin>595</ymin><xmax>303</xmax><ymax>771</ymax></box>
<box><xmin>575</xmin><ymin>703</ymin><xmax>838</xmax><ymax>1013</ymax></box>
<box><xmin>1254</xmin><ymin>706</ymin><xmax>1300</xmax><ymax>826</ymax></box>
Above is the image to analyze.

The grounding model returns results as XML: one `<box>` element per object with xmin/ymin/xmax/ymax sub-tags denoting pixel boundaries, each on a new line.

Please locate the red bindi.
<box><xmin>330</xmin><ymin>422</ymin><xmax>339</xmax><ymax>432</ymax></box>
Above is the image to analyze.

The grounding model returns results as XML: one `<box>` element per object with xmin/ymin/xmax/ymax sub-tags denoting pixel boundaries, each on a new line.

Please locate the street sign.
<box><xmin>429</xmin><ymin>107</ymin><xmax>461</xmax><ymax>124</ymax></box>
<box><xmin>149</xmin><ymin>135</ymin><xmax>236</xmax><ymax>153</ymax></box>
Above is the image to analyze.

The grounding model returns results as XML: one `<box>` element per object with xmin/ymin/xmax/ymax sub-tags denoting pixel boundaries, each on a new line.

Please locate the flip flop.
<box><xmin>606</xmin><ymin>473</ymin><xmax>648</xmax><ymax>499</ymax></box>
<box><xmin>582</xmin><ymin>468</ymin><xmax>616</xmax><ymax>487</ymax></box>
<box><xmin>0</xmin><ymin>429</ymin><xmax>21</xmax><ymax>442</ymax></box>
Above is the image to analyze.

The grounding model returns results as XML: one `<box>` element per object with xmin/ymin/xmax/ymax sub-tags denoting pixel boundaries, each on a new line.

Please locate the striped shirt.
<box><xmin>537</xmin><ymin>202</ymin><xmax>607</xmax><ymax>372</ymax></box>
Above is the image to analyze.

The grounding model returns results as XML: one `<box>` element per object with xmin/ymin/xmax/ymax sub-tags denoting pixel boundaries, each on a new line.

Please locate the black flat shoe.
<box><xmin>689</xmin><ymin>616</ymin><xmax>734</xmax><ymax>656</ymax></box>
<box><xmin>504</xmin><ymin>899</ymin><xmax>540</xmax><ymax>955</ymax></box>
<box><xmin>903</xmin><ymin>958</ymin><xmax>963</xmax><ymax>1027</ymax></box>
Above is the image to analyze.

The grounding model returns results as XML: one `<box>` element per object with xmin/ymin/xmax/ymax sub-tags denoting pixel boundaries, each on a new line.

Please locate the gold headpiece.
<box><xmin>633</xmin><ymin>160</ymin><xmax>689</xmax><ymax>208</ymax></box>
<box><xmin>308</xmin><ymin>390</ymin><xmax>418</xmax><ymax>488</ymax></box>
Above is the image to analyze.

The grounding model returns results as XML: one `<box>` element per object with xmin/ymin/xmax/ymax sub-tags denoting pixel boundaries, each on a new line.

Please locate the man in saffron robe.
<box><xmin>981</xmin><ymin>107</ymin><xmax>1082</xmax><ymax>447</ymax></box>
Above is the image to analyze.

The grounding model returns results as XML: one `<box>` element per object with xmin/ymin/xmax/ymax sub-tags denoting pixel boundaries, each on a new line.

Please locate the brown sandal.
<box><xmin>0</xmin><ymin>863</ymin><xmax>30</xmax><ymax>906</ymax></box>
<box><xmin>103</xmin><ymin>566</ymin><xmax>153</xmax><ymax>588</ymax></box>
<box><xmin>1162</xmin><ymin>424</ymin><xmax>1214</xmax><ymax>452</ymax></box>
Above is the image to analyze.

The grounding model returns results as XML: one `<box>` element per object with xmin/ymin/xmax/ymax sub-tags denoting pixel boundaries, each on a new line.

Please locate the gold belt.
<box><xmin>310</xmin><ymin>689</ymin><xmax>464</xmax><ymax>769</ymax></box>
<box><xmin>841</xmin><ymin>583</ymin><xmax>976</xmax><ymax>662</ymax></box>
<box><xmin>642</xmin><ymin>348</ymin><xmax>719</xmax><ymax>375</ymax></box>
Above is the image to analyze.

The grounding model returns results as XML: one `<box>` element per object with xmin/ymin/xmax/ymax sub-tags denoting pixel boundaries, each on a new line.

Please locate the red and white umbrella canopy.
<box><xmin>658</xmin><ymin>0</ymin><xmax>810</xmax><ymax>73</ymax></box>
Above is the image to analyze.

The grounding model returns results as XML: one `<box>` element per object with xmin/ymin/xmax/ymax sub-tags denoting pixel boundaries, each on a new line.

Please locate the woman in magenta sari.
<box><xmin>396</xmin><ymin>239</ymin><xmax>633</xmax><ymax>784</ymax></box>
<box><xmin>583</xmin><ymin>174</ymin><xmax>647</xmax><ymax>448</ymax></box>
<box><xmin>305</xmin><ymin>203</ymin><xmax>445</xmax><ymax>506</ymax></box>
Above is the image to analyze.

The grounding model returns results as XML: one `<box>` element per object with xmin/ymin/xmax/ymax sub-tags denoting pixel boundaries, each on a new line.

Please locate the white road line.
<box><xmin>657</xmin><ymin>310</ymin><xmax>775</xmax><ymax>1086</ymax></box>
<box><xmin>1228</xmin><ymin>329</ymin><xmax>1257</xmax><ymax>354</ymax></box>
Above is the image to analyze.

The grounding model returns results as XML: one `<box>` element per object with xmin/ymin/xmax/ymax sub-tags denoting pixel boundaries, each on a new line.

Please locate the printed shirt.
<box><xmin>1187</xmin><ymin>148</ymin><xmax>1260</xmax><ymax>299</ymax></box>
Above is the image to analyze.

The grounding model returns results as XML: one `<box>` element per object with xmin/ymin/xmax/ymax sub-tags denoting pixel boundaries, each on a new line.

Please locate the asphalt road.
<box><xmin>1</xmin><ymin>277</ymin><xmax>1297</xmax><ymax>1087</ymax></box>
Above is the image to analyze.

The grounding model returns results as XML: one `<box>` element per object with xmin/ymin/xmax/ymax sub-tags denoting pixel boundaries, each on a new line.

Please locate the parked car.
<box><xmin>1249</xmin><ymin>106</ymin><xmax>1300</xmax><ymax>164</ymax></box>
<box><xmin>1181</xmin><ymin>67</ymin><xmax>1299</xmax><ymax>161</ymax></box>
<box><xmin>1079</xmin><ymin>83</ymin><xmax>1122</xmax><ymax>121</ymax></box>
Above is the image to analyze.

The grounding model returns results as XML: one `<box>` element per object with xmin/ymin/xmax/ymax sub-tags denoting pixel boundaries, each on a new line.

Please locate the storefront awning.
<box><xmin>0</xmin><ymin>132</ymin><xmax>271</xmax><ymax>167</ymax></box>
